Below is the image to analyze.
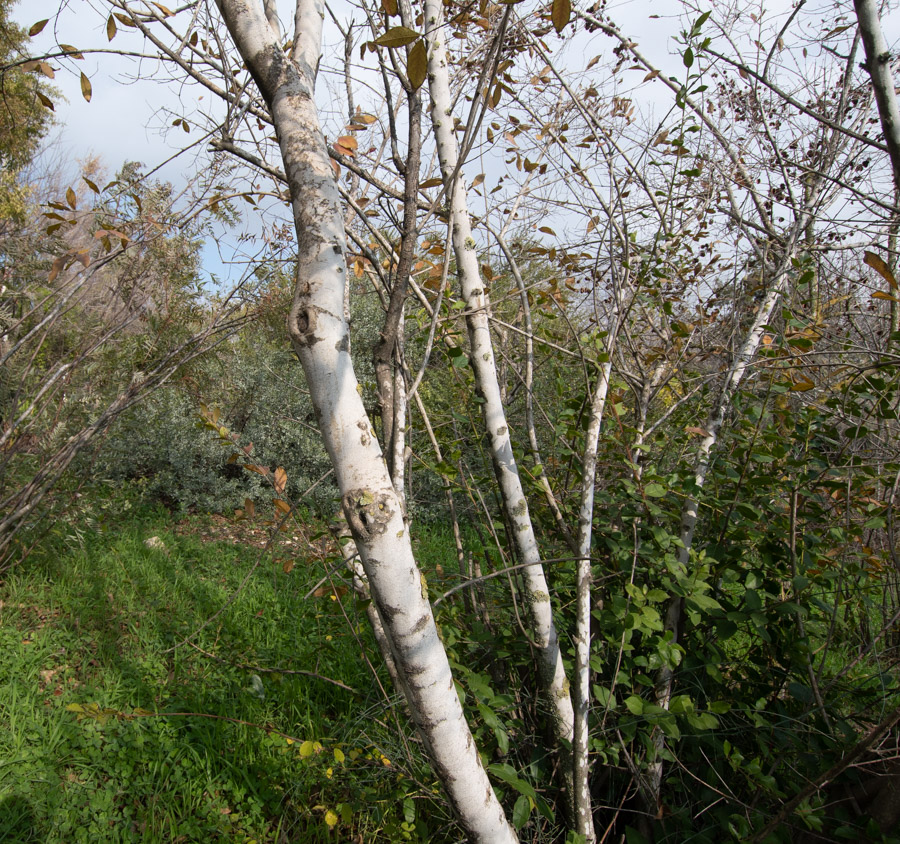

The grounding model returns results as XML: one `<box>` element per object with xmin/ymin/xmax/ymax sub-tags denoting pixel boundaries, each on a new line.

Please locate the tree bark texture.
<box><xmin>854</xmin><ymin>0</ymin><xmax>900</xmax><ymax>191</ymax></box>
<box><xmin>212</xmin><ymin>1</ymin><xmax>516</xmax><ymax>840</ymax></box>
<box><xmin>423</xmin><ymin>0</ymin><xmax>577</xmax><ymax>806</ymax></box>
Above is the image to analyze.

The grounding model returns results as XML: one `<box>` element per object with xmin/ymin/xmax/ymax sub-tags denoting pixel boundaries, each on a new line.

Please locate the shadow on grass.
<box><xmin>0</xmin><ymin>515</ymin><xmax>430</xmax><ymax>843</ymax></box>
<box><xmin>0</xmin><ymin>793</ymin><xmax>38</xmax><ymax>843</ymax></box>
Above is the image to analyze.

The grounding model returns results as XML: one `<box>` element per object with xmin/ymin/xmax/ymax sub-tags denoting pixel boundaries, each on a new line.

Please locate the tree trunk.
<box><xmin>212</xmin><ymin>2</ymin><xmax>516</xmax><ymax>839</ymax></box>
<box><xmin>423</xmin><ymin>0</ymin><xmax>580</xmax><ymax>819</ymax></box>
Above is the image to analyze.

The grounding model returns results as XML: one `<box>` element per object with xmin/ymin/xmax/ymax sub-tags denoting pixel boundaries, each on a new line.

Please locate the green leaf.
<box><xmin>788</xmin><ymin>682</ymin><xmax>813</xmax><ymax>703</ymax></box>
<box><xmin>374</xmin><ymin>26</ymin><xmax>419</xmax><ymax>48</ymax></box>
<box><xmin>668</xmin><ymin>694</ymin><xmax>693</xmax><ymax>715</ymax></box>
<box><xmin>688</xmin><ymin>592</ymin><xmax>722</xmax><ymax>611</ymax></box>
<box><xmin>686</xmin><ymin>711</ymin><xmax>718</xmax><ymax>730</ymax></box>
<box><xmin>487</xmin><ymin>764</ymin><xmax>537</xmax><ymax>801</ymax></box>
<box><xmin>593</xmin><ymin>684</ymin><xmax>613</xmax><ymax>706</ymax></box>
<box><xmin>644</xmin><ymin>482</ymin><xmax>667</xmax><ymax>497</ymax></box>
<box><xmin>407</xmin><ymin>39</ymin><xmax>427</xmax><ymax>91</ymax></box>
<box><xmin>513</xmin><ymin>794</ymin><xmax>532</xmax><ymax>829</ymax></box>
<box><xmin>624</xmin><ymin>695</ymin><xmax>644</xmax><ymax>716</ymax></box>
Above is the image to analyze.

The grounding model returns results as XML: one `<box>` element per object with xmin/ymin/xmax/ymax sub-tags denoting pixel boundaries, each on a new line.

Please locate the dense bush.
<box><xmin>90</xmin><ymin>337</ymin><xmax>337</xmax><ymax>514</ymax></box>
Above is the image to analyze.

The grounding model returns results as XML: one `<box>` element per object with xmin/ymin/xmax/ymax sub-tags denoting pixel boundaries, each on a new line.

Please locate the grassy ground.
<box><xmin>0</xmin><ymin>494</ymin><xmax>448</xmax><ymax>843</ymax></box>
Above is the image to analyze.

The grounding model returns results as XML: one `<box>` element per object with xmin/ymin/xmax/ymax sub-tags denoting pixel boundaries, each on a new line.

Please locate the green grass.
<box><xmin>0</xmin><ymin>494</ymin><xmax>450</xmax><ymax>842</ymax></box>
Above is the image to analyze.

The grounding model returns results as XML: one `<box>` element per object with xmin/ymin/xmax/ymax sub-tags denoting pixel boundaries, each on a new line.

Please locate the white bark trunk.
<box><xmin>854</xmin><ymin>0</ymin><xmax>900</xmax><ymax>189</ymax></box>
<box><xmin>572</xmin><ymin>358</ymin><xmax>612</xmax><ymax>844</ymax></box>
<box><xmin>423</xmin><ymin>0</ymin><xmax>577</xmax><ymax>801</ymax></box>
<box><xmin>213</xmin><ymin>2</ymin><xmax>516</xmax><ymax>839</ymax></box>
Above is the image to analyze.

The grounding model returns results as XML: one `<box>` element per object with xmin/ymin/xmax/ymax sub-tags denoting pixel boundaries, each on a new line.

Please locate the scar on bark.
<box><xmin>289</xmin><ymin>303</ymin><xmax>317</xmax><ymax>346</ymax></box>
<box><xmin>343</xmin><ymin>488</ymin><xmax>393</xmax><ymax>541</ymax></box>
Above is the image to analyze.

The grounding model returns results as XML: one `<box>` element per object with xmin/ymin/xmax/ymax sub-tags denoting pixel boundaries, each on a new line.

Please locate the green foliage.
<box><xmin>90</xmin><ymin>332</ymin><xmax>335</xmax><ymax>515</ymax></box>
<box><xmin>0</xmin><ymin>493</ymin><xmax>457</xmax><ymax>842</ymax></box>
<box><xmin>0</xmin><ymin>0</ymin><xmax>53</xmax><ymax>224</ymax></box>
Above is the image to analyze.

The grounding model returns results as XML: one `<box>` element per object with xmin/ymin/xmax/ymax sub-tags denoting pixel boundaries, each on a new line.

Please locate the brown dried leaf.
<box><xmin>551</xmin><ymin>0</ymin><xmax>571</xmax><ymax>34</ymax></box>
<box><xmin>374</xmin><ymin>26</ymin><xmax>419</xmax><ymax>48</ymax></box>
<box><xmin>864</xmin><ymin>250</ymin><xmax>898</xmax><ymax>289</ymax></box>
<box><xmin>80</xmin><ymin>72</ymin><xmax>92</xmax><ymax>102</ymax></box>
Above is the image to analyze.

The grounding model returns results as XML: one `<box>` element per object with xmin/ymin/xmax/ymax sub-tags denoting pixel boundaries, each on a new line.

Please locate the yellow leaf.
<box><xmin>107</xmin><ymin>15</ymin><xmax>117</xmax><ymax>41</ymax></box>
<box><xmin>80</xmin><ymin>72</ymin><xmax>92</xmax><ymax>102</ymax></box>
<box><xmin>407</xmin><ymin>39</ymin><xmax>427</xmax><ymax>91</ymax></box>
<box><xmin>333</xmin><ymin>747</ymin><xmax>345</xmax><ymax>763</ymax></box>
<box><xmin>274</xmin><ymin>466</ymin><xmax>287</xmax><ymax>494</ymax></box>
<box><xmin>324</xmin><ymin>809</ymin><xmax>338</xmax><ymax>827</ymax></box>
<box><xmin>29</xmin><ymin>19</ymin><xmax>49</xmax><ymax>37</ymax></box>
<box><xmin>872</xmin><ymin>291</ymin><xmax>898</xmax><ymax>301</ymax></box>
<box><xmin>66</xmin><ymin>187</ymin><xmax>77</xmax><ymax>209</ymax></box>
<box><xmin>864</xmin><ymin>250</ymin><xmax>898</xmax><ymax>289</ymax></box>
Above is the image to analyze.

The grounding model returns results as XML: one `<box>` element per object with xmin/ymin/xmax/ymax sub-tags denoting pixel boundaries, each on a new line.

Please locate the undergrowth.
<box><xmin>0</xmin><ymin>487</ymin><xmax>452</xmax><ymax>843</ymax></box>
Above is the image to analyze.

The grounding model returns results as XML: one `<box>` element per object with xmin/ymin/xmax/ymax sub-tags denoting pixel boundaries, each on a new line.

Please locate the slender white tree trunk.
<box><xmin>645</xmin><ymin>263</ymin><xmax>792</xmax><ymax>809</ymax></box>
<box><xmin>213</xmin><ymin>2</ymin><xmax>516</xmax><ymax>839</ymax></box>
<box><xmin>423</xmin><ymin>0</ymin><xmax>578</xmax><ymax>809</ymax></box>
<box><xmin>854</xmin><ymin>0</ymin><xmax>900</xmax><ymax>189</ymax></box>
<box><xmin>572</xmin><ymin>355</ymin><xmax>613</xmax><ymax>844</ymax></box>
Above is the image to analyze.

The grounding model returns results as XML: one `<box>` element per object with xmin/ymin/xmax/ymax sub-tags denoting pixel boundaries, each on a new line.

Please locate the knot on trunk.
<box><xmin>343</xmin><ymin>488</ymin><xmax>393</xmax><ymax>541</ymax></box>
<box><xmin>289</xmin><ymin>303</ymin><xmax>318</xmax><ymax>347</ymax></box>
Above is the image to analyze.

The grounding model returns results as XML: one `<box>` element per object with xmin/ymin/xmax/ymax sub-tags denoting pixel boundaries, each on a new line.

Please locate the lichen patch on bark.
<box><xmin>343</xmin><ymin>488</ymin><xmax>393</xmax><ymax>540</ymax></box>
